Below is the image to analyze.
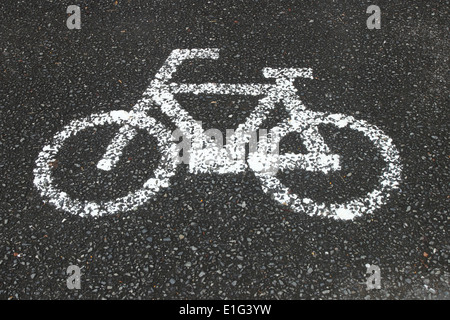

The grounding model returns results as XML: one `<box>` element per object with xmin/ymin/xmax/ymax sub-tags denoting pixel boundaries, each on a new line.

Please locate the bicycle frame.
<box><xmin>97</xmin><ymin>48</ymin><xmax>330</xmax><ymax>175</ymax></box>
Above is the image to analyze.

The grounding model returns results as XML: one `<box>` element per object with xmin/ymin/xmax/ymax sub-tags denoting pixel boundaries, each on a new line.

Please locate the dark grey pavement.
<box><xmin>0</xmin><ymin>1</ymin><xmax>448</xmax><ymax>299</ymax></box>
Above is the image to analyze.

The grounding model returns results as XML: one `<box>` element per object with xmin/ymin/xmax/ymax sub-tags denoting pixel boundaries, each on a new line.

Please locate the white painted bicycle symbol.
<box><xmin>34</xmin><ymin>49</ymin><xmax>401</xmax><ymax>219</ymax></box>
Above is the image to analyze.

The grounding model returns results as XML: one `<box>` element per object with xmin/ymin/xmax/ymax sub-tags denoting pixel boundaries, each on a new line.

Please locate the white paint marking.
<box><xmin>34</xmin><ymin>48</ymin><xmax>402</xmax><ymax>219</ymax></box>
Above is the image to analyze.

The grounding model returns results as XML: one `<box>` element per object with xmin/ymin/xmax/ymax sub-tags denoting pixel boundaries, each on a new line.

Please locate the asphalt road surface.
<box><xmin>1</xmin><ymin>1</ymin><xmax>448</xmax><ymax>299</ymax></box>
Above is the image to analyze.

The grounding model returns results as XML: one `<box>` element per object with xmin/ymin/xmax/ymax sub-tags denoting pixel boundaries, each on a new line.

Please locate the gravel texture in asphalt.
<box><xmin>0</xmin><ymin>0</ymin><xmax>448</xmax><ymax>299</ymax></box>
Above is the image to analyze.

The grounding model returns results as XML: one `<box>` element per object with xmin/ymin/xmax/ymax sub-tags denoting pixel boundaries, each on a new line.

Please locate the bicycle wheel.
<box><xmin>33</xmin><ymin>111</ymin><xmax>177</xmax><ymax>217</ymax></box>
<box><xmin>252</xmin><ymin>110</ymin><xmax>402</xmax><ymax>220</ymax></box>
